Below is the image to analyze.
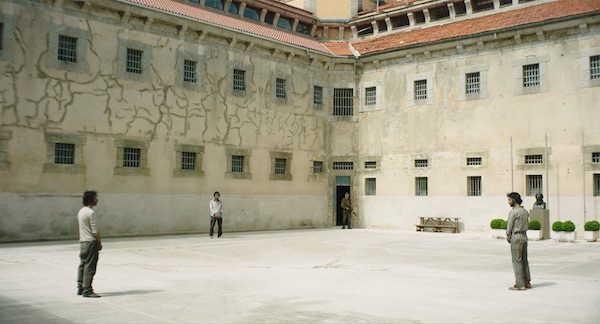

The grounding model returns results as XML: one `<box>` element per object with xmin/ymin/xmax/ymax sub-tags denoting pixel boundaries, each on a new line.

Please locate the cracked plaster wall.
<box><xmin>0</xmin><ymin>1</ymin><xmax>333</xmax><ymax>241</ymax></box>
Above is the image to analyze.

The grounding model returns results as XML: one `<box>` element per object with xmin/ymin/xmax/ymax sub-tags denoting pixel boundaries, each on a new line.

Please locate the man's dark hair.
<box><xmin>214</xmin><ymin>191</ymin><xmax>220</xmax><ymax>197</ymax></box>
<box><xmin>82</xmin><ymin>191</ymin><xmax>97</xmax><ymax>206</ymax></box>
<box><xmin>507</xmin><ymin>192</ymin><xmax>522</xmax><ymax>205</ymax></box>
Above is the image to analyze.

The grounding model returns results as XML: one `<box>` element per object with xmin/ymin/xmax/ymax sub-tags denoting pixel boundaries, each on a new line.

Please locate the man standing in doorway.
<box><xmin>341</xmin><ymin>192</ymin><xmax>353</xmax><ymax>229</ymax></box>
<box><xmin>77</xmin><ymin>191</ymin><xmax>102</xmax><ymax>298</ymax></box>
<box><xmin>506</xmin><ymin>192</ymin><xmax>531</xmax><ymax>291</ymax></box>
<box><xmin>209</xmin><ymin>191</ymin><xmax>224</xmax><ymax>238</ymax></box>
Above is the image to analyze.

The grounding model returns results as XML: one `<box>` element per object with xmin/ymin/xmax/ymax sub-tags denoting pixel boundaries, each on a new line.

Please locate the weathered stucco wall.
<box><xmin>0</xmin><ymin>0</ymin><xmax>331</xmax><ymax>241</ymax></box>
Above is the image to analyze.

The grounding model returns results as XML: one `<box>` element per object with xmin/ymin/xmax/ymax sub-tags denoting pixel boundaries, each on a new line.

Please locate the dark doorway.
<box><xmin>336</xmin><ymin>185</ymin><xmax>350</xmax><ymax>225</ymax></box>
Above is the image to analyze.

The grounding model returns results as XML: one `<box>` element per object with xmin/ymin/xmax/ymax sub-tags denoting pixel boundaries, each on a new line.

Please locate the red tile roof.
<box><xmin>124</xmin><ymin>0</ymin><xmax>334</xmax><ymax>54</ymax></box>
<box><xmin>322</xmin><ymin>41</ymin><xmax>354</xmax><ymax>56</ymax></box>
<box><xmin>351</xmin><ymin>0</ymin><xmax>600</xmax><ymax>55</ymax></box>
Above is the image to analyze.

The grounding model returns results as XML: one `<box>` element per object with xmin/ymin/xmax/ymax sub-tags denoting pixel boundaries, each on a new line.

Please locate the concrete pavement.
<box><xmin>1</xmin><ymin>228</ymin><xmax>599</xmax><ymax>323</ymax></box>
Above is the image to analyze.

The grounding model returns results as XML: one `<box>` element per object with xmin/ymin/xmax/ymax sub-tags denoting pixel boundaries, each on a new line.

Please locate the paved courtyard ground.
<box><xmin>1</xmin><ymin>228</ymin><xmax>599</xmax><ymax>324</ymax></box>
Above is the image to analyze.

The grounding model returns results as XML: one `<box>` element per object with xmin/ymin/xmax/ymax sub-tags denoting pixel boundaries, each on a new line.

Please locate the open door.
<box><xmin>335</xmin><ymin>176</ymin><xmax>351</xmax><ymax>226</ymax></box>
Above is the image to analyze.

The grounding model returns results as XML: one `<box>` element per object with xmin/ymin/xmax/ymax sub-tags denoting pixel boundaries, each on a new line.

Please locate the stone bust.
<box><xmin>532</xmin><ymin>193</ymin><xmax>546</xmax><ymax>209</ymax></box>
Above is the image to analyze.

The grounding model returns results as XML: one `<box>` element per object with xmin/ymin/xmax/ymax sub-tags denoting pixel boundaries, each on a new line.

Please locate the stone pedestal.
<box><xmin>530</xmin><ymin>209</ymin><xmax>550</xmax><ymax>240</ymax></box>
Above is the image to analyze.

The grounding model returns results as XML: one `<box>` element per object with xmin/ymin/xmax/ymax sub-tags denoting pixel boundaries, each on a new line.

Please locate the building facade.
<box><xmin>0</xmin><ymin>0</ymin><xmax>599</xmax><ymax>241</ymax></box>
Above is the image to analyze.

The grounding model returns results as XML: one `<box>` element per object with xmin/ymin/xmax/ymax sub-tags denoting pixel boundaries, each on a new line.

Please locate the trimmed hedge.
<box><xmin>490</xmin><ymin>219</ymin><xmax>508</xmax><ymax>230</ymax></box>
<box><xmin>529</xmin><ymin>220</ymin><xmax>541</xmax><ymax>230</ymax></box>
<box><xmin>562</xmin><ymin>220</ymin><xmax>576</xmax><ymax>232</ymax></box>
<box><xmin>552</xmin><ymin>221</ymin><xmax>563</xmax><ymax>232</ymax></box>
<box><xmin>584</xmin><ymin>220</ymin><xmax>600</xmax><ymax>231</ymax></box>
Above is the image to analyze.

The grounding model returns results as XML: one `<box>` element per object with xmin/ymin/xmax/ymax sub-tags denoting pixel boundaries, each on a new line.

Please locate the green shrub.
<box><xmin>562</xmin><ymin>220</ymin><xmax>576</xmax><ymax>232</ymax></box>
<box><xmin>529</xmin><ymin>220</ymin><xmax>541</xmax><ymax>230</ymax></box>
<box><xmin>500</xmin><ymin>220</ymin><xmax>508</xmax><ymax>230</ymax></box>
<box><xmin>584</xmin><ymin>220</ymin><xmax>600</xmax><ymax>231</ymax></box>
<box><xmin>552</xmin><ymin>221</ymin><xmax>563</xmax><ymax>232</ymax></box>
<box><xmin>490</xmin><ymin>219</ymin><xmax>504</xmax><ymax>229</ymax></box>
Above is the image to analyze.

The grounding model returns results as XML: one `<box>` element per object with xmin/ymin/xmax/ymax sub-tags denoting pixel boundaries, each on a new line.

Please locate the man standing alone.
<box><xmin>341</xmin><ymin>192</ymin><xmax>353</xmax><ymax>229</ymax></box>
<box><xmin>77</xmin><ymin>191</ymin><xmax>102</xmax><ymax>298</ymax></box>
<box><xmin>209</xmin><ymin>191</ymin><xmax>224</xmax><ymax>238</ymax></box>
<box><xmin>506</xmin><ymin>192</ymin><xmax>531</xmax><ymax>291</ymax></box>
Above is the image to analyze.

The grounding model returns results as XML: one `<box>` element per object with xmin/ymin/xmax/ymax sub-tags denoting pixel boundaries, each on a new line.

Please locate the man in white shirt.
<box><xmin>209</xmin><ymin>191</ymin><xmax>223</xmax><ymax>238</ymax></box>
<box><xmin>77</xmin><ymin>191</ymin><xmax>102</xmax><ymax>298</ymax></box>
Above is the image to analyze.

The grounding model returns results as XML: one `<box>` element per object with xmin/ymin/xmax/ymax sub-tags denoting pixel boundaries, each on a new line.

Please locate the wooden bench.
<box><xmin>416</xmin><ymin>217</ymin><xmax>460</xmax><ymax>233</ymax></box>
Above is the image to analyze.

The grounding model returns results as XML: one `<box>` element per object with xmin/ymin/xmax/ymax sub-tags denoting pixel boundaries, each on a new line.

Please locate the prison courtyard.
<box><xmin>1</xmin><ymin>228</ymin><xmax>599</xmax><ymax>324</ymax></box>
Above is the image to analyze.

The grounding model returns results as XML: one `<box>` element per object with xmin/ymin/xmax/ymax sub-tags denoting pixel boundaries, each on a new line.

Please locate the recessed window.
<box><xmin>123</xmin><ymin>147</ymin><xmax>141</xmax><ymax>168</ymax></box>
<box><xmin>467</xmin><ymin>157</ymin><xmax>482</xmax><ymax>166</ymax></box>
<box><xmin>228</xmin><ymin>1</ymin><xmax>239</xmax><ymax>14</ymax></box>
<box><xmin>465</xmin><ymin>72</ymin><xmax>480</xmax><ymax>94</ymax></box>
<box><xmin>467</xmin><ymin>176</ymin><xmax>482</xmax><ymax>196</ymax></box>
<box><xmin>365</xmin><ymin>87</ymin><xmax>377</xmax><ymax>105</ymax></box>
<box><xmin>231</xmin><ymin>155</ymin><xmax>245</xmax><ymax>173</ymax></box>
<box><xmin>365</xmin><ymin>178</ymin><xmax>376</xmax><ymax>196</ymax></box>
<box><xmin>526</xmin><ymin>174</ymin><xmax>543</xmax><ymax>196</ymax></box>
<box><xmin>333</xmin><ymin>161</ymin><xmax>354</xmax><ymax>170</ymax></box>
<box><xmin>333</xmin><ymin>88</ymin><xmax>354</xmax><ymax>116</ymax></box>
<box><xmin>390</xmin><ymin>15</ymin><xmax>409</xmax><ymax>29</ymax></box>
<box><xmin>54</xmin><ymin>143</ymin><xmax>75</xmax><ymax>164</ymax></box>
<box><xmin>233</xmin><ymin>68</ymin><xmax>246</xmax><ymax>91</ymax></box>
<box><xmin>594</xmin><ymin>174</ymin><xmax>600</xmax><ymax>196</ymax></box>
<box><xmin>126</xmin><ymin>48</ymin><xmax>143</xmax><ymax>74</ymax></box>
<box><xmin>522</xmin><ymin>63</ymin><xmax>540</xmax><ymax>88</ymax></box>
<box><xmin>415</xmin><ymin>159</ymin><xmax>428</xmax><ymax>168</ymax></box>
<box><xmin>415</xmin><ymin>177</ymin><xmax>428</xmax><ymax>196</ymax></box>
<box><xmin>277</xmin><ymin>17</ymin><xmax>292</xmax><ymax>30</ymax></box>
<box><xmin>365</xmin><ymin>161</ymin><xmax>377</xmax><ymax>169</ymax></box>
<box><xmin>312</xmin><ymin>161</ymin><xmax>323</xmax><ymax>173</ymax></box>
<box><xmin>591</xmin><ymin>55</ymin><xmax>600</xmax><ymax>80</ymax></box>
<box><xmin>313</xmin><ymin>85</ymin><xmax>323</xmax><ymax>107</ymax></box>
<box><xmin>525</xmin><ymin>154</ymin><xmax>543</xmax><ymax>165</ymax></box>
<box><xmin>472</xmin><ymin>0</ymin><xmax>494</xmax><ymax>12</ymax></box>
<box><xmin>183</xmin><ymin>59</ymin><xmax>197</xmax><ymax>83</ymax></box>
<box><xmin>57</xmin><ymin>35</ymin><xmax>77</xmax><ymax>63</ymax></box>
<box><xmin>593</xmin><ymin>152</ymin><xmax>600</xmax><ymax>163</ymax></box>
<box><xmin>243</xmin><ymin>6</ymin><xmax>261</xmax><ymax>21</ymax></box>
<box><xmin>181</xmin><ymin>151</ymin><xmax>197</xmax><ymax>171</ymax></box>
<box><xmin>205</xmin><ymin>0</ymin><xmax>224</xmax><ymax>10</ymax></box>
<box><xmin>414</xmin><ymin>11</ymin><xmax>426</xmax><ymax>24</ymax></box>
<box><xmin>275</xmin><ymin>78</ymin><xmax>286</xmax><ymax>99</ymax></box>
<box><xmin>414</xmin><ymin>80</ymin><xmax>427</xmax><ymax>100</ymax></box>
<box><xmin>274</xmin><ymin>158</ymin><xmax>287</xmax><ymax>174</ymax></box>
<box><xmin>357</xmin><ymin>23</ymin><xmax>373</xmax><ymax>37</ymax></box>
<box><xmin>296</xmin><ymin>22</ymin><xmax>311</xmax><ymax>35</ymax></box>
<box><xmin>453</xmin><ymin>1</ymin><xmax>467</xmax><ymax>15</ymax></box>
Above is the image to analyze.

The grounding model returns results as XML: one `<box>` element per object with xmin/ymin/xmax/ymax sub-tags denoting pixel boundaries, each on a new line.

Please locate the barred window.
<box><xmin>365</xmin><ymin>87</ymin><xmax>377</xmax><ymax>105</ymax></box>
<box><xmin>57</xmin><ymin>35</ymin><xmax>77</xmax><ymax>63</ymax></box>
<box><xmin>414</xmin><ymin>79</ymin><xmax>427</xmax><ymax>100</ymax></box>
<box><xmin>365</xmin><ymin>178</ymin><xmax>376</xmax><ymax>196</ymax></box>
<box><xmin>525</xmin><ymin>154</ymin><xmax>543</xmax><ymax>165</ymax></box>
<box><xmin>183</xmin><ymin>60</ymin><xmax>197</xmax><ymax>83</ymax></box>
<box><xmin>313</xmin><ymin>85</ymin><xmax>323</xmax><ymax>106</ymax></box>
<box><xmin>54</xmin><ymin>143</ymin><xmax>75</xmax><ymax>164</ymax></box>
<box><xmin>594</xmin><ymin>174</ymin><xmax>600</xmax><ymax>196</ymax></box>
<box><xmin>312</xmin><ymin>161</ymin><xmax>323</xmax><ymax>173</ymax></box>
<box><xmin>274</xmin><ymin>158</ymin><xmax>286</xmax><ymax>174</ymax></box>
<box><xmin>522</xmin><ymin>63</ymin><xmax>540</xmax><ymax>88</ymax></box>
<box><xmin>415</xmin><ymin>159</ymin><xmax>428</xmax><ymax>168</ymax></box>
<box><xmin>275</xmin><ymin>78</ymin><xmax>286</xmax><ymax>99</ymax></box>
<box><xmin>123</xmin><ymin>147</ymin><xmax>141</xmax><ymax>168</ymax></box>
<box><xmin>467</xmin><ymin>176</ymin><xmax>482</xmax><ymax>196</ymax></box>
<box><xmin>593</xmin><ymin>152</ymin><xmax>600</xmax><ymax>163</ymax></box>
<box><xmin>231</xmin><ymin>155</ymin><xmax>244</xmax><ymax>173</ymax></box>
<box><xmin>365</xmin><ymin>161</ymin><xmax>377</xmax><ymax>169</ymax></box>
<box><xmin>233</xmin><ymin>69</ymin><xmax>246</xmax><ymax>91</ymax></box>
<box><xmin>333</xmin><ymin>88</ymin><xmax>353</xmax><ymax>116</ymax></box>
<box><xmin>415</xmin><ymin>177</ymin><xmax>428</xmax><ymax>196</ymax></box>
<box><xmin>467</xmin><ymin>157</ymin><xmax>482</xmax><ymax>166</ymax></box>
<box><xmin>181</xmin><ymin>151</ymin><xmax>196</xmax><ymax>170</ymax></box>
<box><xmin>333</xmin><ymin>161</ymin><xmax>354</xmax><ymax>170</ymax></box>
<box><xmin>126</xmin><ymin>48</ymin><xmax>143</xmax><ymax>74</ymax></box>
<box><xmin>591</xmin><ymin>56</ymin><xmax>600</xmax><ymax>80</ymax></box>
<box><xmin>465</xmin><ymin>72</ymin><xmax>480</xmax><ymax>94</ymax></box>
<box><xmin>526</xmin><ymin>174</ymin><xmax>543</xmax><ymax>196</ymax></box>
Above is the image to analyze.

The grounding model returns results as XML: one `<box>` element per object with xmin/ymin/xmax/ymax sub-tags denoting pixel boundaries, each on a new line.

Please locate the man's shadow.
<box><xmin>99</xmin><ymin>289</ymin><xmax>162</xmax><ymax>297</ymax></box>
<box><xmin>531</xmin><ymin>282</ymin><xmax>555</xmax><ymax>288</ymax></box>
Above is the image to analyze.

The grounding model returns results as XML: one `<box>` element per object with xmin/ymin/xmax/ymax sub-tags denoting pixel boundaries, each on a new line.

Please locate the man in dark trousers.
<box><xmin>506</xmin><ymin>192</ymin><xmax>531</xmax><ymax>291</ymax></box>
<box><xmin>77</xmin><ymin>191</ymin><xmax>102</xmax><ymax>298</ymax></box>
<box><xmin>341</xmin><ymin>192</ymin><xmax>353</xmax><ymax>229</ymax></box>
<box><xmin>209</xmin><ymin>191</ymin><xmax>224</xmax><ymax>238</ymax></box>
